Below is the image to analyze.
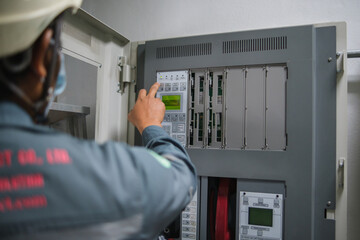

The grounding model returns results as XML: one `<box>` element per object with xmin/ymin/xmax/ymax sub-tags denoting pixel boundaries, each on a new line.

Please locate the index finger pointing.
<box><xmin>148</xmin><ymin>82</ymin><xmax>160</xmax><ymax>98</ymax></box>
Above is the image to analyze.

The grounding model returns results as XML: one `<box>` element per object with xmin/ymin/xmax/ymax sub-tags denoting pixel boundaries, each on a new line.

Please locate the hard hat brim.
<box><xmin>0</xmin><ymin>0</ymin><xmax>82</xmax><ymax>58</ymax></box>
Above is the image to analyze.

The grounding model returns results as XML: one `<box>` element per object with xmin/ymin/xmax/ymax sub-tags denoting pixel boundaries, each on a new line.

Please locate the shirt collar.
<box><xmin>0</xmin><ymin>101</ymin><xmax>34</xmax><ymax>128</ymax></box>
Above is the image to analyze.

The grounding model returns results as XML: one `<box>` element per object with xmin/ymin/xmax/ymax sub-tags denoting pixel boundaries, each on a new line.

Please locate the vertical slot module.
<box><xmin>208</xmin><ymin>72</ymin><xmax>213</xmax><ymax>146</ymax></box>
<box><xmin>188</xmin><ymin>73</ymin><xmax>195</xmax><ymax>146</ymax></box>
<box><xmin>187</xmin><ymin>69</ymin><xmax>207</xmax><ymax>148</ymax></box>
<box><xmin>207</xmin><ymin>69</ymin><xmax>225</xmax><ymax>149</ymax></box>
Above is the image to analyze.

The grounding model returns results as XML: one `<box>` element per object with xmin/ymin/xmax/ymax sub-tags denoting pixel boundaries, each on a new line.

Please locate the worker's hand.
<box><xmin>128</xmin><ymin>82</ymin><xmax>165</xmax><ymax>134</ymax></box>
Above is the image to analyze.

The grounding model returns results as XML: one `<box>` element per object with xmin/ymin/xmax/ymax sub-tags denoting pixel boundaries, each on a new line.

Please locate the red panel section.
<box><xmin>215</xmin><ymin>178</ymin><xmax>230</xmax><ymax>240</ymax></box>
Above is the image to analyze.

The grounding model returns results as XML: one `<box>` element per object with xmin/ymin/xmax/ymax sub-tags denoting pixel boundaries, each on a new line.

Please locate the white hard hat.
<box><xmin>0</xmin><ymin>0</ymin><xmax>82</xmax><ymax>58</ymax></box>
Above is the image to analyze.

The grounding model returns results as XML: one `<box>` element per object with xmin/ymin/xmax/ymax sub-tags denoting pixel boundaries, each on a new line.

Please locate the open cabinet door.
<box><xmin>315</xmin><ymin>22</ymin><xmax>348</xmax><ymax>240</ymax></box>
<box><xmin>49</xmin><ymin>9</ymin><xmax>133</xmax><ymax>143</ymax></box>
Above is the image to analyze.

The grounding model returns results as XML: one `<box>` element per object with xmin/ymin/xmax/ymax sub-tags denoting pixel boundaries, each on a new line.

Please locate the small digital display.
<box><xmin>248</xmin><ymin>207</ymin><xmax>273</xmax><ymax>227</ymax></box>
<box><xmin>162</xmin><ymin>95</ymin><xmax>181</xmax><ymax>110</ymax></box>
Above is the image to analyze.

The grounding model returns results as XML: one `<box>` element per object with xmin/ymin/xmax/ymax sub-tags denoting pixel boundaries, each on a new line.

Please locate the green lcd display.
<box><xmin>248</xmin><ymin>207</ymin><xmax>273</xmax><ymax>227</ymax></box>
<box><xmin>162</xmin><ymin>95</ymin><xmax>181</xmax><ymax>110</ymax></box>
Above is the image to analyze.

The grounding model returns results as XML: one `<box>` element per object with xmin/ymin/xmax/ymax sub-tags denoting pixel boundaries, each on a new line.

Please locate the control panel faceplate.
<box><xmin>157</xmin><ymin>70</ymin><xmax>188</xmax><ymax>146</ymax></box>
<box><xmin>239</xmin><ymin>191</ymin><xmax>283</xmax><ymax>240</ymax></box>
<box><xmin>181</xmin><ymin>190</ymin><xmax>198</xmax><ymax>240</ymax></box>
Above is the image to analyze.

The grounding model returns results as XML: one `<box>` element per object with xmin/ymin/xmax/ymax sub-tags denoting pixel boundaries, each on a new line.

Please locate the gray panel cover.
<box><xmin>226</xmin><ymin>68</ymin><xmax>245</xmax><ymax>149</ymax></box>
<box><xmin>266</xmin><ymin>66</ymin><xmax>287</xmax><ymax>150</ymax></box>
<box><xmin>245</xmin><ymin>67</ymin><xmax>266</xmax><ymax>149</ymax></box>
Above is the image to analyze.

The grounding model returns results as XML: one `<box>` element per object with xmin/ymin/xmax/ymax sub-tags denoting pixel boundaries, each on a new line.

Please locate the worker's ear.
<box><xmin>31</xmin><ymin>28</ymin><xmax>53</xmax><ymax>78</ymax></box>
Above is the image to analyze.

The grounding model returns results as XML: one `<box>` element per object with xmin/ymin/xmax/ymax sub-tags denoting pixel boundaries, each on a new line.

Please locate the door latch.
<box><xmin>338</xmin><ymin>157</ymin><xmax>345</xmax><ymax>188</ymax></box>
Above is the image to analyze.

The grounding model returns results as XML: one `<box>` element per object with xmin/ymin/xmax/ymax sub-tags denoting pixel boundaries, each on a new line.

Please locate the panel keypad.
<box><xmin>181</xmin><ymin>190</ymin><xmax>198</xmax><ymax>240</ymax></box>
<box><xmin>157</xmin><ymin>71</ymin><xmax>188</xmax><ymax>147</ymax></box>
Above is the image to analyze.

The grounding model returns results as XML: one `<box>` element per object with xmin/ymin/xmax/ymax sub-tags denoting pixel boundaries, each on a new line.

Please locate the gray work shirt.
<box><xmin>0</xmin><ymin>101</ymin><xmax>197</xmax><ymax>240</ymax></box>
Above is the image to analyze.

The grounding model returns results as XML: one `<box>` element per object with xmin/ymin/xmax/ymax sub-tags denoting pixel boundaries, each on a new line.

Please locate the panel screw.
<box><xmin>328</xmin><ymin>57</ymin><xmax>332</xmax><ymax>62</ymax></box>
<box><xmin>327</xmin><ymin>201</ymin><xmax>332</xmax><ymax>206</ymax></box>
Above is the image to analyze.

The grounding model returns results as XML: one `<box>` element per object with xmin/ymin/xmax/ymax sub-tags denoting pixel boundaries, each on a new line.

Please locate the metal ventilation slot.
<box><xmin>222</xmin><ymin>36</ymin><xmax>287</xmax><ymax>54</ymax></box>
<box><xmin>156</xmin><ymin>43</ymin><xmax>212</xmax><ymax>59</ymax></box>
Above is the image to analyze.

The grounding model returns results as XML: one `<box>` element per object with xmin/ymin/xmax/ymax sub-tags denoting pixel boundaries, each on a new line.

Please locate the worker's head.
<box><xmin>0</xmin><ymin>0</ymin><xmax>82</xmax><ymax>122</ymax></box>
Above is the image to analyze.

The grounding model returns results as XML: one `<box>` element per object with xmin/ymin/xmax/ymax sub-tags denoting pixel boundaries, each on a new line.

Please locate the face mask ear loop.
<box><xmin>35</xmin><ymin>15</ymin><xmax>64</xmax><ymax>123</ymax></box>
<box><xmin>41</xmin><ymin>16</ymin><xmax>62</xmax><ymax>103</ymax></box>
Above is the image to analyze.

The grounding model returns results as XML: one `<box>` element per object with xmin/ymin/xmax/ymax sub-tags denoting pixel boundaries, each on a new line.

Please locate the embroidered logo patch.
<box><xmin>148</xmin><ymin>151</ymin><xmax>171</xmax><ymax>168</ymax></box>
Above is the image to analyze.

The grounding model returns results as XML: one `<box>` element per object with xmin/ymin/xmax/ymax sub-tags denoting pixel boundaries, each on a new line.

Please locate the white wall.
<box><xmin>81</xmin><ymin>0</ymin><xmax>360</xmax><ymax>239</ymax></box>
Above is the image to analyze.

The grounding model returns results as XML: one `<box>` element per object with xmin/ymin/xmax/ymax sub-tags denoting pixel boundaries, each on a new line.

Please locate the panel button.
<box><xmin>177</xmin><ymin>135</ymin><xmax>186</xmax><ymax>144</ymax></box>
<box><xmin>171</xmin><ymin>113</ymin><xmax>179</xmax><ymax>122</ymax></box>
<box><xmin>189</xmin><ymin>207</ymin><xmax>196</xmax><ymax>213</ymax></box>
<box><xmin>172</xmin><ymin>83</ymin><xmax>179</xmax><ymax>91</ymax></box>
<box><xmin>258</xmin><ymin>198</ymin><xmax>263</xmax><ymax>204</ymax></box>
<box><xmin>182</xmin><ymin>233</ymin><xmax>195</xmax><ymax>239</ymax></box>
<box><xmin>182</xmin><ymin>226</ymin><xmax>190</xmax><ymax>232</ymax></box>
<box><xmin>179</xmin><ymin>113</ymin><xmax>186</xmax><ymax>122</ymax></box>
<box><xmin>243</xmin><ymin>196</ymin><xmax>249</xmax><ymax>205</ymax></box>
<box><xmin>182</xmin><ymin>226</ymin><xmax>196</xmax><ymax>233</ymax></box>
<box><xmin>158</xmin><ymin>83</ymin><xmax>164</xmax><ymax>92</ymax></box>
<box><xmin>180</xmin><ymin>82</ymin><xmax>187</xmax><ymax>91</ymax></box>
<box><xmin>257</xmin><ymin>230</ymin><xmax>263</xmax><ymax>236</ymax></box>
<box><xmin>177</xmin><ymin>123</ymin><xmax>185</xmax><ymax>133</ymax></box>
<box><xmin>189</xmin><ymin>234</ymin><xmax>196</xmax><ymax>239</ymax></box>
<box><xmin>190</xmin><ymin>214</ymin><xmax>196</xmax><ymax>220</ymax></box>
<box><xmin>183</xmin><ymin>220</ymin><xmax>190</xmax><ymax>225</ymax></box>
<box><xmin>172</xmin><ymin>124</ymin><xmax>178</xmax><ymax>133</ymax></box>
<box><xmin>164</xmin><ymin>113</ymin><xmax>171</xmax><ymax>122</ymax></box>
<box><xmin>242</xmin><ymin>227</ymin><xmax>248</xmax><ymax>235</ymax></box>
<box><xmin>165</xmin><ymin>83</ymin><xmax>171</xmax><ymax>91</ymax></box>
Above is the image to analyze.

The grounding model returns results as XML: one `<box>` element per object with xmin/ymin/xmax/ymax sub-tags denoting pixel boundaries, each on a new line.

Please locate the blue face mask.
<box><xmin>41</xmin><ymin>53</ymin><xmax>66</xmax><ymax>119</ymax></box>
<box><xmin>54</xmin><ymin>53</ymin><xmax>66</xmax><ymax>96</ymax></box>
